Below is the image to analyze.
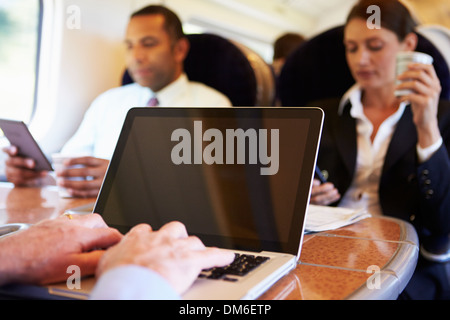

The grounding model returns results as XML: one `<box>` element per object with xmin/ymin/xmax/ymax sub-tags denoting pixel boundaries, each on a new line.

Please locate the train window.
<box><xmin>0</xmin><ymin>0</ymin><xmax>42</xmax><ymax>123</ymax></box>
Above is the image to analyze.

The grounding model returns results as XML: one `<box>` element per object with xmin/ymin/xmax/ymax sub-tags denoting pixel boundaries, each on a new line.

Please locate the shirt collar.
<box><xmin>338</xmin><ymin>84</ymin><xmax>408</xmax><ymax>121</ymax></box>
<box><xmin>135</xmin><ymin>73</ymin><xmax>189</xmax><ymax>107</ymax></box>
<box><xmin>153</xmin><ymin>73</ymin><xmax>188</xmax><ymax>107</ymax></box>
<box><xmin>338</xmin><ymin>84</ymin><xmax>360</xmax><ymax>115</ymax></box>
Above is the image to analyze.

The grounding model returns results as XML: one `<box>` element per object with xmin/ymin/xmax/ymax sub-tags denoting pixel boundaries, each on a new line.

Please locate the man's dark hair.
<box><xmin>131</xmin><ymin>5</ymin><xmax>185</xmax><ymax>41</ymax></box>
<box><xmin>273</xmin><ymin>33</ymin><xmax>305</xmax><ymax>60</ymax></box>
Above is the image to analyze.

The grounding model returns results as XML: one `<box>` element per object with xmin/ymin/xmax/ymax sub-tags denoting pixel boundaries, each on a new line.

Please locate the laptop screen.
<box><xmin>95</xmin><ymin>107</ymin><xmax>323</xmax><ymax>255</ymax></box>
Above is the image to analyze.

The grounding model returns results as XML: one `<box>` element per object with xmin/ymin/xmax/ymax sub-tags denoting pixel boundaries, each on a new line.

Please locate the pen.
<box><xmin>315</xmin><ymin>166</ymin><xmax>327</xmax><ymax>183</ymax></box>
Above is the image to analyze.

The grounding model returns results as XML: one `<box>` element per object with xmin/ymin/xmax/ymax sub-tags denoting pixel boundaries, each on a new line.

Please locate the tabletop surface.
<box><xmin>0</xmin><ymin>183</ymin><xmax>419</xmax><ymax>300</ymax></box>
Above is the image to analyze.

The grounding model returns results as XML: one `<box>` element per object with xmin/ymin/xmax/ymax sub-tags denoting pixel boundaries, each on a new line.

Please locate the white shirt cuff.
<box><xmin>90</xmin><ymin>265</ymin><xmax>181</xmax><ymax>300</ymax></box>
<box><xmin>417</xmin><ymin>137</ymin><xmax>443</xmax><ymax>163</ymax></box>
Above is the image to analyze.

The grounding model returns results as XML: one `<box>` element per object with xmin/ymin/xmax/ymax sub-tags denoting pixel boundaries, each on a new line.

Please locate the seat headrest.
<box><xmin>183</xmin><ymin>33</ymin><xmax>257</xmax><ymax>106</ymax></box>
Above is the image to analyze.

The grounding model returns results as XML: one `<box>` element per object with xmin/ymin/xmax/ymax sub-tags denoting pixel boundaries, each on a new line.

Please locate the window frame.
<box><xmin>29</xmin><ymin>0</ymin><xmax>44</xmax><ymax>124</ymax></box>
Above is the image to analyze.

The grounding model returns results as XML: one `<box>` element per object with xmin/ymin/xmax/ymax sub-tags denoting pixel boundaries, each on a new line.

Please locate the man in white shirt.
<box><xmin>3</xmin><ymin>5</ymin><xmax>231</xmax><ymax>197</ymax></box>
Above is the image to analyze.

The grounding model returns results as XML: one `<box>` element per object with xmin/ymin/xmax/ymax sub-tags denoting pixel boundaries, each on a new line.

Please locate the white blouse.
<box><xmin>337</xmin><ymin>85</ymin><xmax>442</xmax><ymax>216</ymax></box>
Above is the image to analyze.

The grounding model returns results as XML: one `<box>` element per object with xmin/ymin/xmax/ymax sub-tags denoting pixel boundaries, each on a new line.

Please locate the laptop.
<box><xmin>92</xmin><ymin>106</ymin><xmax>323</xmax><ymax>300</ymax></box>
<box><xmin>1</xmin><ymin>107</ymin><xmax>323</xmax><ymax>300</ymax></box>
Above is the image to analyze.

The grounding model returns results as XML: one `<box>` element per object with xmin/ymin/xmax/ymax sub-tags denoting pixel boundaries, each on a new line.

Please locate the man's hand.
<box><xmin>56</xmin><ymin>157</ymin><xmax>109</xmax><ymax>198</ymax></box>
<box><xmin>3</xmin><ymin>146</ymin><xmax>48</xmax><ymax>186</ymax></box>
<box><xmin>96</xmin><ymin>221</ymin><xmax>235</xmax><ymax>295</ymax></box>
<box><xmin>0</xmin><ymin>214</ymin><xmax>122</xmax><ymax>286</ymax></box>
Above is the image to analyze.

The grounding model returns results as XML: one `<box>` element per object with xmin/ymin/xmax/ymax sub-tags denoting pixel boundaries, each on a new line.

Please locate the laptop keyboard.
<box><xmin>199</xmin><ymin>253</ymin><xmax>270</xmax><ymax>282</ymax></box>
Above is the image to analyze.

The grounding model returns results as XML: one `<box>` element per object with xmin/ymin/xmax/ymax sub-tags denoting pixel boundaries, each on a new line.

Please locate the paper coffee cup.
<box><xmin>395</xmin><ymin>51</ymin><xmax>433</xmax><ymax>97</ymax></box>
<box><xmin>51</xmin><ymin>153</ymin><xmax>88</xmax><ymax>198</ymax></box>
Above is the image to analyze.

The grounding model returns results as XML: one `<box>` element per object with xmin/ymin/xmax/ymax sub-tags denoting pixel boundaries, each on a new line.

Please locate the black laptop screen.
<box><xmin>95</xmin><ymin>107</ymin><xmax>323</xmax><ymax>255</ymax></box>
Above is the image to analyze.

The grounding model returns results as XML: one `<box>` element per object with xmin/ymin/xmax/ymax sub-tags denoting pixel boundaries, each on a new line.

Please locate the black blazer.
<box><xmin>312</xmin><ymin>98</ymin><xmax>450</xmax><ymax>238</ymax></box>
<box><xmin>309</xmin><ymin>98</ymin><xmax>450</xmax><ymax>299</ymax></box>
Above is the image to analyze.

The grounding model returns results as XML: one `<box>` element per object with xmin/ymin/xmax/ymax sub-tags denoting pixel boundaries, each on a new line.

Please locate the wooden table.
<box><xmin>261</xmin><ymin>217</ymin><xmax>418</xmax><ymax>300</ymax></box>
<box><xmin>0</xmin><ymin>182</ymin><xmax>419</xmax><ymax>300</ymax></box>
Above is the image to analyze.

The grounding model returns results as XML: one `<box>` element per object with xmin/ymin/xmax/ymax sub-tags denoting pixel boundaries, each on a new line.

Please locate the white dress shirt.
<box><xmin>61</xmin><ymin>73</ymin><xmax>231</xmax><ymax>159</ymax></box>
<box><xmin>337</xmin><ymin>85</ymin><xmax>442</xmax><ymax>216</ymax></box>
<box><xmin>90</xmin><ymin>265</ymin><xmax>180</xmax><ymax>300</ymax></box>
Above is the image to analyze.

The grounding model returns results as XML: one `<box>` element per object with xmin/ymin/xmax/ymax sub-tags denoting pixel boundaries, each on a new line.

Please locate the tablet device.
<box><xmin>0</xmin><ymin>119</ymin><xmax>53</xmax><ymax>171</ymax></box>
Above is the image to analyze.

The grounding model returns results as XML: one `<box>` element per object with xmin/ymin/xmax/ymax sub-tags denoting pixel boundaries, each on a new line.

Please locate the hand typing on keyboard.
<box><xmin>96</xmin><ymin>221</ymin><xmax>235</xmax><ymax>294</ymax></box>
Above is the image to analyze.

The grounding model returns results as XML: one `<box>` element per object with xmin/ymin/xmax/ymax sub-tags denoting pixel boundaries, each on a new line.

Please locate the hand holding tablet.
<box><xmin>0</xmin><ymin>119</ymin><xmax>53</xmax><ymax>172</ymax></box>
